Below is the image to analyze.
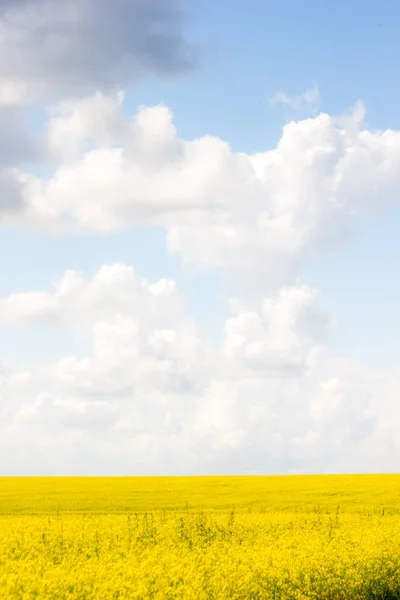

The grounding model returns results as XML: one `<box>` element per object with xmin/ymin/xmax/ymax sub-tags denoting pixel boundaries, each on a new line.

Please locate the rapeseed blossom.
<box><xmin>1</xmin><ymin>475</ymin><xmax>400</xmax><ymax>599</ymax></box>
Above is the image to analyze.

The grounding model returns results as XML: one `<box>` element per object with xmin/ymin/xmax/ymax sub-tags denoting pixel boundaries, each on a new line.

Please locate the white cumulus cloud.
<box><xmin>0</xmin><ymin>51</ymin><xmax>399</xmax><ymax>473</ymax></box>
<box><xmin>1</xmin><ymin>94</ymin><xmax>400</xmax><ymax>296</ymax></box>
<box><xmin>0</xmin><ymin>263</ymin><xmax>396</xmax><ymax>475</ymax></box>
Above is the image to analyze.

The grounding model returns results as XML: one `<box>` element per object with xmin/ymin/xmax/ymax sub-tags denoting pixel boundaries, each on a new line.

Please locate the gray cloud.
<box><xmin>0</xmin><ymin>0</ymin><xmax>195</xmax><ymax>103</ymax></box>
<box><xmin>0</xmin><ymin>169</ymin><xmax>26</xmax><ymax>211</ymax></box>
<box><xmin>0</xmin><ymin>107</ymin><xmax>44</xmax><ymax>166</ymax></box>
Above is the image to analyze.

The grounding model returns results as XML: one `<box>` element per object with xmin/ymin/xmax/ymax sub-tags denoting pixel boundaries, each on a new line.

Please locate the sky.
<box><xmin>1</xmin><ymin>0</ymin><xmax>400</xmax><ymax>475</ymax></box>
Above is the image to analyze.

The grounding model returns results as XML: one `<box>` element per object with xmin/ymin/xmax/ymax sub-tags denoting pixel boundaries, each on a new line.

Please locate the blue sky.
<box><xmin>4</xmin><ymin>0</ymin><xmax>399</xmax><ymax>368</ymax></box>
<box><xmin>1</xmin><ymin>0</ymin><xmax>400</xmax><ymax>474</ymax></box>
<box><xmin>151</xmin><ymin>0</ymin><xmax>400</xmax><ymax>147</ymax></box>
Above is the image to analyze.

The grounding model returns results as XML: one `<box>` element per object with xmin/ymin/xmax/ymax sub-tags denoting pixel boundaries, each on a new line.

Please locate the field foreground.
<box><xmin>1</xmin><ymin>475</ymin><xmax>400</xmax><ymax>599</ymax></box>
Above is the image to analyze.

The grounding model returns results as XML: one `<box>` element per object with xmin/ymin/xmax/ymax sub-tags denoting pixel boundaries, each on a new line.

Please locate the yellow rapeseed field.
<box><xmin>1</xmin><ymin>475</ymin><xmax>400</xmax><ymax>599</ymax></box>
